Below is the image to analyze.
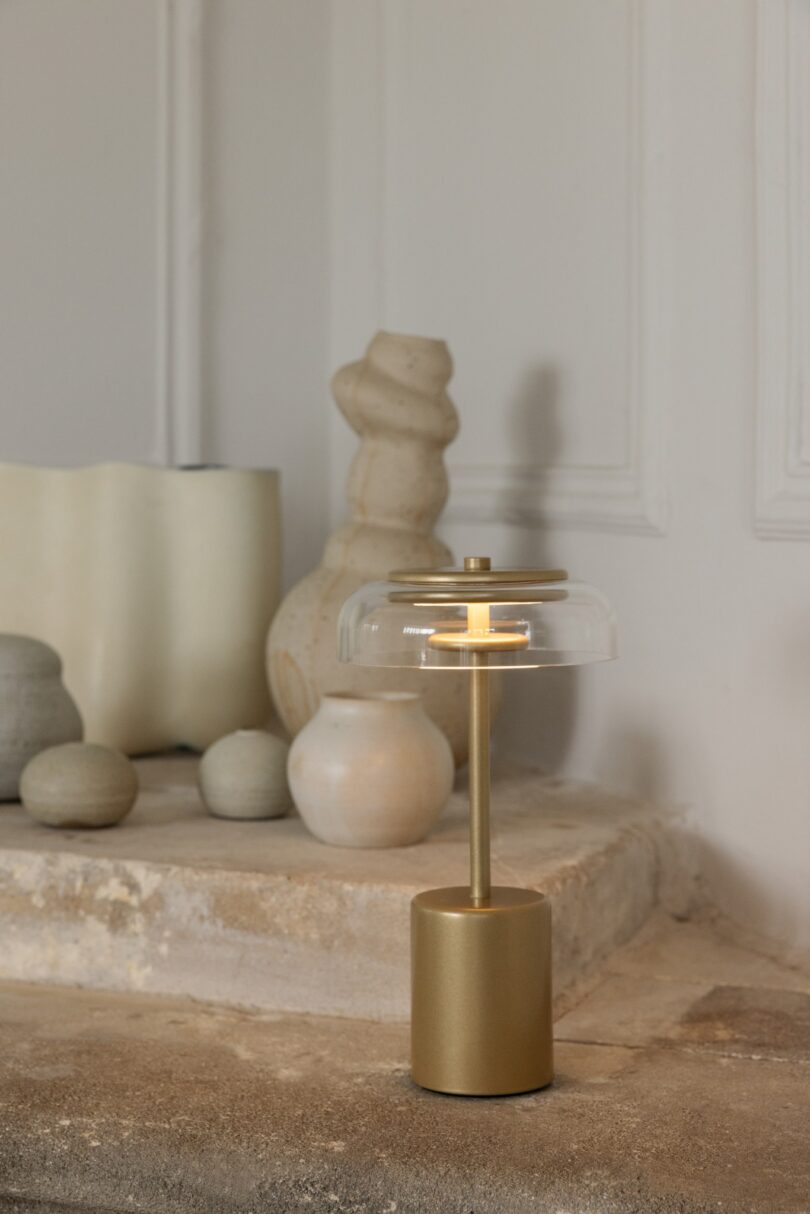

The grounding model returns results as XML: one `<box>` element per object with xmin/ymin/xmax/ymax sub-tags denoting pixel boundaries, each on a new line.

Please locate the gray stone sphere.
<box><xmin>199</xmin><ymin>729</ymin><xmax>291</xmax><ymax>820</ymax></box>
<box><xmin>20</xmin><ymin>742</ymin><xmax>138</xmax><ymax>828</ymax></box>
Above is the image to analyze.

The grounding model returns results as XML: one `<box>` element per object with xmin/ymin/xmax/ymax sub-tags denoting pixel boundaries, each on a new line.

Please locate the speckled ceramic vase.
<box><xmin>288</xmin><ymin>692</ymin><xmax>454</xmax><ymax>848</ymax></box>
<box><xmin>267</xmin><ymin>332</ymin><xmax>492</xmax><ymax>766</ymax></box>
<box><xmin>199</xmin><ymin>729</ymin><xmax>291</xmax><ymax>820</ymax></box>
<box><xmin>0</xmin><ymin>635</ymin><xmax>83</xmax><ymax>801</ymax></box>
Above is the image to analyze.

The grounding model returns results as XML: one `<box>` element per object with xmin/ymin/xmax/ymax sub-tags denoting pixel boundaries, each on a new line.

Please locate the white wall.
<box><xmin>0</xmin><ymin>0</ymin><xmax>163</xmax><ymax>462</ymax></box>
<box><xmin>0</xmin><ymin>0</ymin><xmax>330</xmax><ymax>586</ymax></box>
<box><xmin>329</xmin><ymin>0</ymin><xmax>810</xmax><ymax>952</ymax></box>
<box><xmin>202</xmin><ymin>0</ymin><xmax>330</xmax><ymax>586</ymax></box>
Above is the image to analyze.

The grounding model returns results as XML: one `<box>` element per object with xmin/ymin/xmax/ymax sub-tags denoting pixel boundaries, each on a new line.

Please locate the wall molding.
<box><xmin>330</xmin><ymin>0</ymin><xmax>669</xmax><ymax>535</ymax></box>
<box><xmin>444</xmin><ymin>0</ymin><xmax>668</xmax><ymax>535</ymax></box>
<box><xmin>755</xmin><ymin>0</ymin><xmax>810</xmax><ymax>538</ymax></box>
<box><xmin>154</xmin><ymin>0</ymin><xmax>204</xmax><ymax>466</ymax></box>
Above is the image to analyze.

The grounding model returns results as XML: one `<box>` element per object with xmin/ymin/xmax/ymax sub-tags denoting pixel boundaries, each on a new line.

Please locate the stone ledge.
<box><xmin>1</xmin><ymin>915</ymin><xmax>808</xmax><ymax>1214</ymax></box>
<box><xmin>0</xmin><ymin>755</ymin><xmax>671</xmax><ymax>1018</ymax></box>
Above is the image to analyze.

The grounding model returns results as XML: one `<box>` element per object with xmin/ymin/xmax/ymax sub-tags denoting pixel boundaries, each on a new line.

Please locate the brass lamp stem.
<box><xmin>469</xmin><ymin>651</ymin><xmax>491</xmax><ymax>902</ymax></box>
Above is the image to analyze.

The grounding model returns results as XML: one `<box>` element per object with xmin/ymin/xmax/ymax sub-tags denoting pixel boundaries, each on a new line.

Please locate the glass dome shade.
<box><xmin>338</xmin><ymin>563</ymin><xmax>616</xmax><ymax>671</ymax></box>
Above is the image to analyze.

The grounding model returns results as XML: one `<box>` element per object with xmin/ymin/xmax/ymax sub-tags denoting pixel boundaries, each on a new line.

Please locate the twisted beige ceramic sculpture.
<box><xmin>267</xmin><ymin>331</ymin><xmax>477</xmax><ymax>764</ymax></box>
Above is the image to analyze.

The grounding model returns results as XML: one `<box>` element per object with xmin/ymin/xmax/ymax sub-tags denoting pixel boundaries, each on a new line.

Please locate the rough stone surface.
<box><xmin>0</xmin><ymin>755</ymin><xmax>675</xmax><ymax>1018</ymax></box>
<box><xmin>0</xmin><ymin>915</ymin><xmax>808</xmax><ymax>1213</ymax></box>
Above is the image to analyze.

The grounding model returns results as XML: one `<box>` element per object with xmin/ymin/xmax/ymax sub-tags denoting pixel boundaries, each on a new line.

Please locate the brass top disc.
<box><xmin>388</xmin><ymin>587</ymin><xmax>569</xmax><ymax>605</ymax></box>
<box><xmin>387</xmin><ymin>566</ymin><xmax>568</xmax><ymax>587</ymax></box>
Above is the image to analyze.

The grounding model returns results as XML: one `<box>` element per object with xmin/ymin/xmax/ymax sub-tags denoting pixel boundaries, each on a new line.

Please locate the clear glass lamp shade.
<box><xmin>338</xmin><ymin>571</ymin><xmax>617</xmax><ymax>671</ymax></box>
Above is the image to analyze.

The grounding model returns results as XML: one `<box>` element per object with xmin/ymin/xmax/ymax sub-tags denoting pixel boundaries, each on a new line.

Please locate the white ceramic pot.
<box><xmin>0</xmin><ymin>463</ymin><xmax>281</xmax><ymax>754</ymax></box>
<box><xmin>288</xmin><ymin>692</ymin><xmax>453</xmax><ymax>848</ymax></box>
<box><xmin>0</xmin><ymin>635</ymin><xmax>83</xmax><ymax>800</ymax></box>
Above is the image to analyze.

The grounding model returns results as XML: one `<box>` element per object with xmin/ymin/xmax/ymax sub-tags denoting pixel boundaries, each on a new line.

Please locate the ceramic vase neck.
<box><xmin>320</xmin><ymin>691</ymin><xmax>424</xmax><ymax>718</ymax></box>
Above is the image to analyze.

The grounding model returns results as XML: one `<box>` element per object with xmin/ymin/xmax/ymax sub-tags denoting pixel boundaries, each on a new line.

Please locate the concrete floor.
<box><xmin>1</xmin><ymin>912</ymin><xmax>808</xmax><ymax>1213</ymax></box>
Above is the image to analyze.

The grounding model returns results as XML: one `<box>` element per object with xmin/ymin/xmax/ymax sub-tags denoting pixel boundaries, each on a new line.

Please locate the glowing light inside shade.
<box><xmin>467</xmin><ymin>602</ymin><xmax>491</xmax><ymax>634</ymax></box>
<box><xmin>427</xmin><ymin>599</ymin><xmax>530</xmax><ymax>653</ymax></box>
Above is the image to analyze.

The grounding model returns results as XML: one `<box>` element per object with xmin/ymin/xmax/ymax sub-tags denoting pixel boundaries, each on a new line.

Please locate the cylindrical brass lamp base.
<box><xmin>411</xmin><ymin>886</ymin><xmax>553</xmax><ymax>1096</ymax></box>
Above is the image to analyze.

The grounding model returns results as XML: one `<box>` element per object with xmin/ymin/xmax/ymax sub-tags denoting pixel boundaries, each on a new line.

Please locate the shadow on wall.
<box><xmin>509</xmin><ymin>363</ymin><xmax>564</xmax><ymax>473</ymax></box>
<box><xmin>597</xmin><ymin>719</ymin><xmax>673</xmax><ymax>806</ymax></box>
<box><xmin>696</xmin><ymin>836</ymin><xmax>810</xmax><ymax>962</ymax></box>
<box><xmin>488</xmin><ymin>363</ymin><xmax>578</xmax><ymax>773</ymax></box>
<box><xmin>599</xmin><ymin>720</ymin><xmax>704</xmax><ymax>919</ymax></box>
<box><xmin>583</xmin><ymin>714</ymin><xmax>810</xmax><ymax>953</ymax></box>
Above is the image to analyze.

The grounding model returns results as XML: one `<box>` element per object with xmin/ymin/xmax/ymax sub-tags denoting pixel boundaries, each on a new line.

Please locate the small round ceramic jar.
<box><xmin>288</xmin><ymin>691</ymin><xmax>453</xmax><ymax>848</ymax></box>
<box><xmin>0</xmin><ymin>634</ymin><xmax>83</xmax><ymax>801</ymax></box>
<box><xmin>20</xmin><ymin>742</ymin><xmax>138</xmax><ymax>828</ymax></box>
<box><xmin>198</xmin><ymin>729</ymin><xmax>291</xmax><ymax>820</ymax></box>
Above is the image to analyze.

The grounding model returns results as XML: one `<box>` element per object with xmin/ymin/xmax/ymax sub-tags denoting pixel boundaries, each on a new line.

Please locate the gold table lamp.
<box><xmin>338</xmin><ymin>557</ymin><xmax>615</xmax><ymax>1096</ymax></box>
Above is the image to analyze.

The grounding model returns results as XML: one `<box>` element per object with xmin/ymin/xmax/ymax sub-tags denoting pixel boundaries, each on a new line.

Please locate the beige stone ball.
<box><xmin>20</xmin><ymin>742</ymin><xmax>138</xmax><ymax>829</ymax></box>
<box><xmin>198</xmin><ymin>729</ymin><xmax>291</xmax><ymax>820</ymax></box>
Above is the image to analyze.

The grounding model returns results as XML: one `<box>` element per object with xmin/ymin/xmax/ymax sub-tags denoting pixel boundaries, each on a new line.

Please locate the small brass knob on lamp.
<box><xmin>338</xmin><ymin>558</ymin><xmax>616</xmax><ymax>1096</ymax></box>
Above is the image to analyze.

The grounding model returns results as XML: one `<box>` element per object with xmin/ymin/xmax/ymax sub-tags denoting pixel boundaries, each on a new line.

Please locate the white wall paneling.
<box><xmin>330</xmin><ymin>0</ymin><xmax>669</xmax><ymax>536</ymax></box>
<box><xmin>202</xmin><ymin>0</ymin><xmax>330</xmax><ymax>586</ymax></box>
<box><xmin>755</xmin><ymin>0</ymin><xmax>810</xmax><ymax>538</ymax></box>
<box><xmin>447</xmin><ymin>0</ymin><xmax>668</xmax><ymax>535</ymax></box>
<box><xmin>0</xmin><ymin>0</ymin><xmax>203</xmax><ymax>467</ymax></box>
<box><xmin>0</xmin><ymin>0</ymin><xmax>331</xmax><ymax>582</ymax></box>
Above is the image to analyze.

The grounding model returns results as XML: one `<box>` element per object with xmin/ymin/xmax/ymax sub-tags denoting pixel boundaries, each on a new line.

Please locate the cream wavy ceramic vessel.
<box><xmin>267</xmin><ymin>332</ymin><xmax>494</xmax><ymax>767</ymax></box>
<box><xmin>0</xmin><ymin>463</ymin><xmax>281</xmax><ymax>754</ymax></box>
<box><xmin>288</xmin><ymin>692</ymin><xmax>454</xmax><ymax>848</ymax></box>
<box><xmin>199</xmin><ymin>729</ymin><xmax>291</xmax><ymax>820</ymax></box>
<box><xmin>20</xmin><ymin>742</ymin><xmax>138</xmax><ymax>828</ymax></box>
<box><xmin>0</xmin><ymin>635</ymin><xmax>83</xmax><ymax>800</ymax></box>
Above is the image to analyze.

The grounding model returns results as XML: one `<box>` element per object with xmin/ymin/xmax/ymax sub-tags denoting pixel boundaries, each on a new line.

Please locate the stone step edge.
<box><xmin>0</xmin><ymin>813</ymin><xmax>686</xmax><ymax>1021</ymax></box>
